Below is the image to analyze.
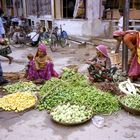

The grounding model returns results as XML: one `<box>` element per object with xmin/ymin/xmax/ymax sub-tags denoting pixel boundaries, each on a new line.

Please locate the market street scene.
<box><xmin>0</xmin><ymin>0</ymin><xmax>140</xmax><ymax>140</ymax></box>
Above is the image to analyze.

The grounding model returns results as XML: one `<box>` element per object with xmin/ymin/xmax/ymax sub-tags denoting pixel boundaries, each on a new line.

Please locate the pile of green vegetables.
<box><xmin>38</xmin><ymin>68</ymin><xmax>120</xmax><ymax>115</ymax></box>
<box><xmin>120</xmin><ymin>95</ymin><xmax>140</xmax><ymax>110</ymax></box>
<box><xmin>3</xmin><ymin>81</ymin><xmax>39</xmax><ymax>93</ymax></box>
<box><xmin>50</xmin><ymin>103</ymin><xmax>93</xmax><ymax>124</ymax></box>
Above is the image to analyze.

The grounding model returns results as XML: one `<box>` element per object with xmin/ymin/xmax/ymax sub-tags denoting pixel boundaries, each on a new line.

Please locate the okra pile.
<box><xmin>38</xmin><ymin>69</ymin><xmax>120</xmax><ymax>115</ymax></box>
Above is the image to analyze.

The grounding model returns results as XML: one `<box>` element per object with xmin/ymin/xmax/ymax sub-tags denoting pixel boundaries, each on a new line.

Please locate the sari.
<box><xmin>27</xmin><ymin>44</ymin><xmax>59</xmax><ymax>80</ymax></box>
<box><xmin>88</xmin><ymin>45</ymin><xmax>116</xmax><ymax>82</ymax></box>
<box><xmin>113</xmin><ymin>30</ymin><xmax>140</xmax><ymax>78</ymax></box>
<box><xmin>128</xmin><ymin>32</ymin><xmax>140</xmax><ymax>78</ymax></box>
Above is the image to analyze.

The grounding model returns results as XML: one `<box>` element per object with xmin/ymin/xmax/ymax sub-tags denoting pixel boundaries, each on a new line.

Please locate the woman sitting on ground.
<box><xmin>26</xmin><ymin>43</ymin><xmax>59</xmax><ymax>81</ymax></box>
<box><xmin>85</xmin><ymin>45</ymin><xmax>117</xmax><ymax>82</ymax></box>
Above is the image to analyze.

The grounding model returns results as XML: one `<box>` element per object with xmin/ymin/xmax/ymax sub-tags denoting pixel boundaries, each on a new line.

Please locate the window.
<box><xmin>62</xmin><ymin>0</ymin><xmax>86</xmax><ymax>19</ymax></box>
<box><xmin>6</xmin><ymin>0</ymin><xmax>13</xmax><ymax>8</ymax></box>
<box><xmin>102</xmin><ymin>0</ymin><xmax>140</xmax><ymax>19</ymax></box>
<box><xmin>134</xmin><ymin>0</ymin><xmax>140</xmax><ymax>10</ymax></box>
<box><xmin>38</xmin><ymin>0</ymin><xmax>52</xmax><ymax>16</ymax></box>
<box><xmin>103</xmin><ymin>0</ymin><xmax>140</xmax><ymax>10</ymax></box>
<box><xmin>27</xmin><ymin>0</ymin><xmax>52</xmax><ymax>16</ymax></box>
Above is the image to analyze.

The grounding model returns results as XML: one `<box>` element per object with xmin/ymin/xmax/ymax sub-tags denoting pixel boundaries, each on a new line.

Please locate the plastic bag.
<box><xmin>92</xmin><ymin>115</ymin><xmax>105</xmax><ymax>128</ymax></box>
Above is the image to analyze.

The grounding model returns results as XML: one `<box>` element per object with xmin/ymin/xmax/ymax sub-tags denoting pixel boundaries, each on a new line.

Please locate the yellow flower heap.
<box><xmin>0</xmin><ymin>92</ymin><xmax>37</xmax><ymax>112</ymax></box>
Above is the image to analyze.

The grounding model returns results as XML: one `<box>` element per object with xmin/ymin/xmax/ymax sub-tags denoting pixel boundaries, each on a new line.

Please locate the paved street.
<box><xmin>0</xmin><ymin>42</ymin><xmax>140</xmax><ymax>140</ymax></box>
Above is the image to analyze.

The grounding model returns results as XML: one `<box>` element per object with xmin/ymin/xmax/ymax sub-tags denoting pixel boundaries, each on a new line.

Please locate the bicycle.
<box><xmin>7</xmin><ymin>26</ymin><xmax>29</xmax><ymax>48</ymax></box>
<box><xmin>48</xmin><ymin>25</ymin><xmax>69</xmax><ymax>52</ymax></box>
<box><xmin>7</xmin><ymin>26</ymin><xmax>40</xmax><ymax>48</ymax></box>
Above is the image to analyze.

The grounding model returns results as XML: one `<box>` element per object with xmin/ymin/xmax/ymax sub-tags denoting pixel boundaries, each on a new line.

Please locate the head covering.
<box><xmin>96</xmin><ymin>45</ymin><xmax>109</xmax><ymax>57</ymax></box>
<box><xmin>113</xmin><ymin>30</ymin><xmax>125</xmax><ymax>37</ymax></box>
<box><xmin>37</xmin><ymin>43</ymin><xmax>47</xmax><ymax>55</ymax></box>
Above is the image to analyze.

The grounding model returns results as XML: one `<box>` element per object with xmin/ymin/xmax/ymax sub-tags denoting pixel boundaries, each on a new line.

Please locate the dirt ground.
<box><xmin>0</xmin><ymin>41</ymin><xmax>140</xmax><ymax>140</ymax></box>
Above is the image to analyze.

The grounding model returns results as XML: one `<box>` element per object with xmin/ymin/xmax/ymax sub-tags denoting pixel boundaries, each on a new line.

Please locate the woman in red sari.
<box><xmin>113</xmin><ymin>30</ymin><xmax>140</xmax><ymax>81</ymax></box>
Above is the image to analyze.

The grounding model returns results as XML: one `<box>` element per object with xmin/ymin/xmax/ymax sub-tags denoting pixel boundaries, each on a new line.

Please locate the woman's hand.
<box><xmin>94</xmin><ymin>63</ymin><xmax>101</xmax><ymax>69</ymax></box>
<box><xmin>85</xmin><ymin>60</ymin><xmax>92</xmax><ymax>64</ymax></box>
<box><xmin>85</xmin><ymin>60</ymin><xmax>95</xmax><ymax>65</ymax></box>
<box><xmin>34</xmin><ymin>66</ymin><xmax>39</xmax><ymax>71</ymax></box>
<box><xmin>101</xmin><ymin>67</ymin><xmax>105</xmax><ymax>71</ymax></box>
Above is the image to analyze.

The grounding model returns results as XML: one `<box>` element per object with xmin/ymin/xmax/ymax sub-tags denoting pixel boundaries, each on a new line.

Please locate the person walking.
<box><xmin>0</xmin><ymin>61</ymin><xmax>9</xmax><ymax>85</ymax></box>
<box><xmin>0</xmin><ymin>8</ymin><xmax>5</xmax><ymax>38</ymax></box>
<box><xmin>0</xmin><ymin>8</ymin><xmax>13</xmax><ymax>64</ymax></box>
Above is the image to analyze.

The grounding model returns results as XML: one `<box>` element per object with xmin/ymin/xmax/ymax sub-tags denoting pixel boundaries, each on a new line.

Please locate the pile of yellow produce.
<box><xmin>0</xmin><ymin>92</ymin><xmax>37</xmax><ymax>112</ymax></box>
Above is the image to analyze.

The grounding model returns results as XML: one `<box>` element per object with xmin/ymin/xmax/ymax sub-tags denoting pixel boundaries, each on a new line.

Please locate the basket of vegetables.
<box><xmin>62</xmin><ymin>64</ymin><xmax>79</xmax><ymax>72</ymax></box>
<box><xmin>0</xmin><ymin>92</ymin><xmax>38</xmax><ymax>112</ymax></box>
<box><xmin>118</xmin><ymin>79</ymin><xmax>140</xmax><ymax>96</ymax></box>
<box><xmin>118</xmin><ymin>95</ymin><xmax>140</xmax><ymax>115</ymax></box>
<box><xmin>50</xmin><ymin>103</ymin><xmax>93</xmax><ymax>125</ymax></box>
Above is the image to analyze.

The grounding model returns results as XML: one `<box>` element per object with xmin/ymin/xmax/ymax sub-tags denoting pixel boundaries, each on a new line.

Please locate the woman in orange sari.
<box><xmin>113</xmin><ymin>30</ymin><xmax>140</xmax><ymax>81</ymax></box>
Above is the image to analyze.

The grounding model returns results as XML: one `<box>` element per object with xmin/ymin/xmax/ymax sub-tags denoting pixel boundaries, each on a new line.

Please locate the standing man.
<box><xmin>118</xmin><ymin>9</ymin><xmax>124</xmax><ymax>31</ymax></box>
<box><xmin>0</xmin><ymin>8</ymin><xmax>5</xmax><ymax>38</ymax></box>
<box><xmin>0</xmin><ymin>8</ymin><xmax>10</xmax><ymax>85</ymax></box>
<box><xmin>0</xmin><ymin>8</ymin><xmax>13</xmax><ymax>64</ymax></box>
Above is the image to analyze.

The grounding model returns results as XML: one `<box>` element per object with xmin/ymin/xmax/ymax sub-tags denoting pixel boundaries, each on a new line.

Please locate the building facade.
<box><xmin>2</xmin><ymin>0</ymin><xmax>140</xmax><ymax>38</ymax></box>
<box><xmin>26</xmin><ymin>0</ymin><xmax>140</xmax><ymax>37</ymax></box>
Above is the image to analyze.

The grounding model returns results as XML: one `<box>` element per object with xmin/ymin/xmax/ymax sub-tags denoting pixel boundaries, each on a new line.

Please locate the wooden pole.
<box><xmin>122</xmin><ymin>0</ymin><xmax>130</xmax><ymax>72</ymax></box>
<box><xmin>36</xmin><ymin>0</ymin><xmax>39</xmax><ymax>17</ymax></box>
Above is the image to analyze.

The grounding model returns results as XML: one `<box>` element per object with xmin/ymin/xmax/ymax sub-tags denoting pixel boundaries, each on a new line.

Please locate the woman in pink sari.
<box><xmin>113</xmin><ymin>30</ymin><xmax>140</xmax><ymax>81</ymax></box>
<box><xmin>27</xmin><ymin>43</ymin><xmax>59</xmax><ymax>81</ymax></box>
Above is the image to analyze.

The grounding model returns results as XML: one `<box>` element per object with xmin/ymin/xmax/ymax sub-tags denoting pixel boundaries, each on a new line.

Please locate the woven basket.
<box><xmin>3</xmin><ymin>72</ymin><xmax>25</xmax><ymax>81</ymax></box>
<box><xmin>119</xmin><ymin>95</ymin><xmax>140</xmax><ymax>115</ymax></box>
<box><xmin>50</xmin><ymin>103</ymin><xmax>93</xmax><ymax>126</ymax></box>
<box><xmin>109</xmin><ymin>53</ymin><xmax>121</xmax><ymax>65</ymax></box>
<box><xmin>63</xmin><ymin>64</ymin><xmax>79</xmax><ymax>72</ymax></box>
<box><xmin>0</xmin><ymin>93</ymin><xmax>38</xmax><ymax>113</ymax></box>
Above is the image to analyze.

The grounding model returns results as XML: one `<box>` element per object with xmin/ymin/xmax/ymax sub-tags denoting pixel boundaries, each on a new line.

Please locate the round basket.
<box><xmin>50</xmin><ymin>104</ymin><xmax>93</xmax><ymax>126</ymax></box>
<box><xmin>63</xmin><ymin>64</ymin><xmax>79</xmax><ymax>72</ymax></box>
<box><xmin>51</xmin><ymin>114</ymin><xmax>92</xmax><ymax>126</ymax></box>
<box><xmin>109</xmin><ymin>53</ymin><xmax>121</xmax><ymax>65</ymax></box>
<box><xmin>0</xmin><ymin>93</ymin><xmax>38</xmax><ymax>113</ymax></box>
<box><xmin>118</xmin><ymin>95</ymin><xmax>140</xmax><ymax>115</ymax></box>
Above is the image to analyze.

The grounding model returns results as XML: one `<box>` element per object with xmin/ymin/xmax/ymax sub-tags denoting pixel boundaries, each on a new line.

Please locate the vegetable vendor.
<box><xmin>26</xmin><ymin>43</ymin><xmax>59</xmax><ymax>81</ymax></box>
<box><xmin>85</xmin><ymin>45</ymin><xmax>117</xmax><ymax>82</ymax></box>
<box><xmin>113</xmin><ymin>30</ymin><xmax>140</xmax><ymax>81</ymax></box>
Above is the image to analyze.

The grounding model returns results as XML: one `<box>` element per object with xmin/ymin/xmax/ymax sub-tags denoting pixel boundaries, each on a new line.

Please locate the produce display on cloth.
<box><xmin>119</xmin><ymin>95</ymin><xmax>140</xmax><ymax>111</ymax></box>
<box><xmin>3</xmin><ymin>81</ymin><xmax>39</xmax><ymax>93</ymax></box>
<box><xmin>50</xmin><ymin>103</ymin><xmax>93</xmax><ymax>125</ymax></box>
<box><xmin>38</xmin><ymin>69</ymin><xmax>120</xmax><ymax>115</ymax></box>
<box><xmin>0</xmin><ymin>92</ymin><xmax>37</xmax><ymax>112</ymax></box>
